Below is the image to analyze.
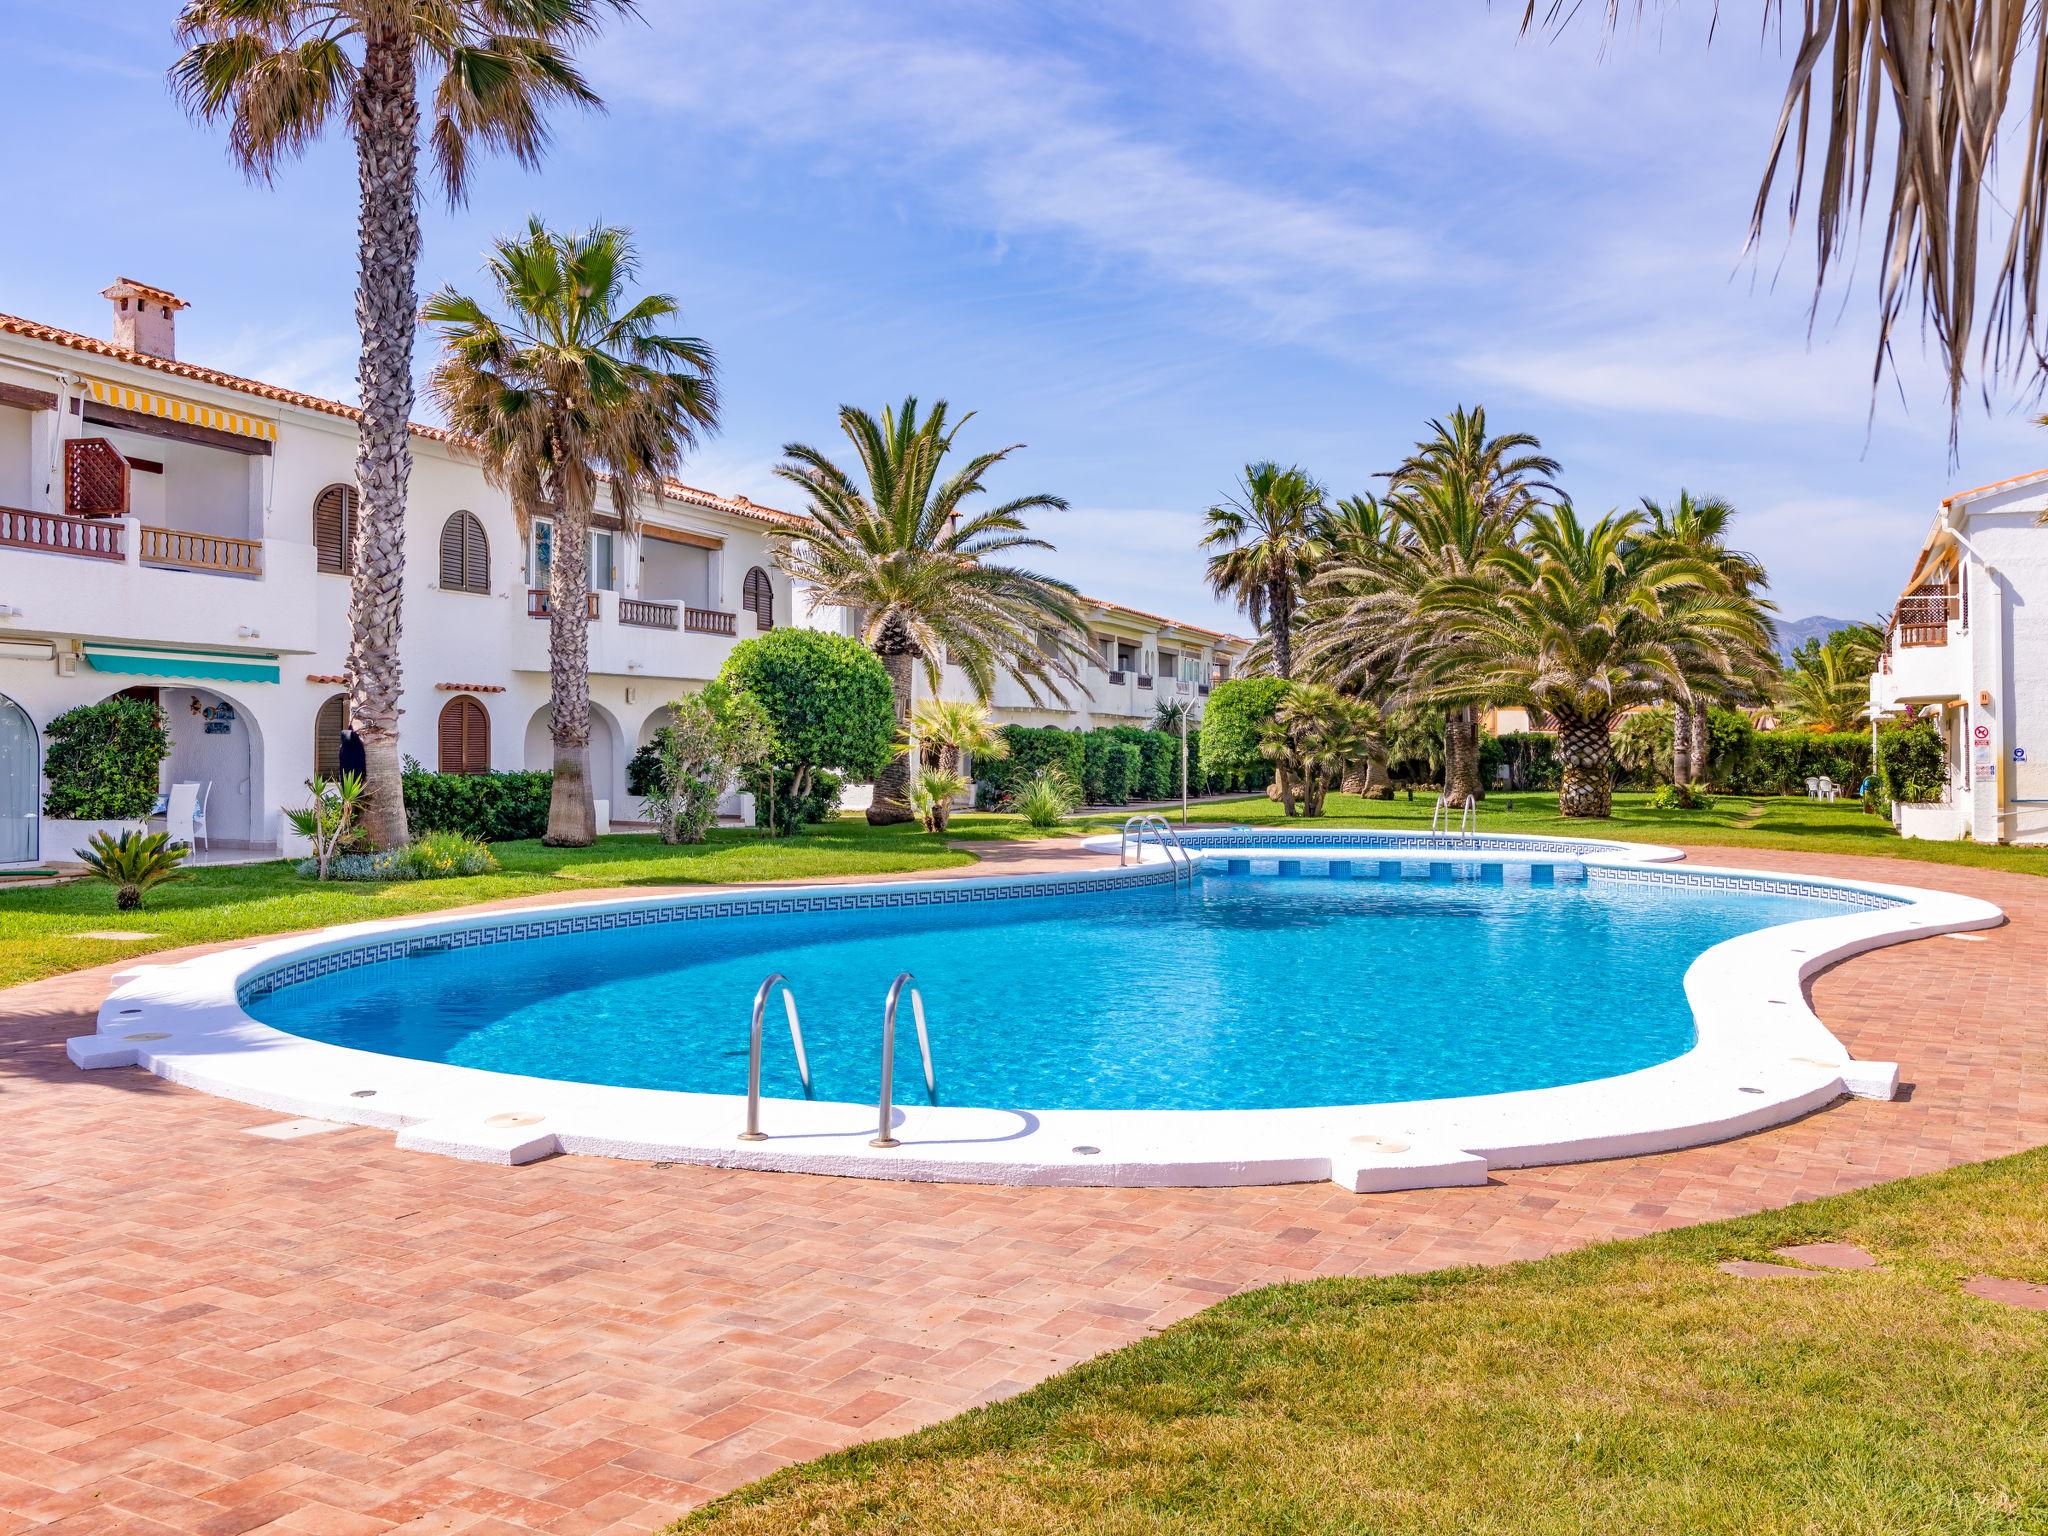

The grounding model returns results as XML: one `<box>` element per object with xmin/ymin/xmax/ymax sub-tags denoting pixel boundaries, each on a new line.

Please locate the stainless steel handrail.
<box><xmin>1430</xmin><ymin>794</ymin><xmax>1476</xmax><ymax>838</ymax></box>
<box><xmin>870</xmin><ymin>971</ymin><xmax>937</xmax><ymax>1149</ymax></box>
<box><xmin>738</xmin><ymin>972</ymin><xmax>811</xmax><ymax>1142</ymax></box>
<box><xmin>1121</xmin><ymin>812</ymin><xmax>1195</xmax><ymax>884</ymax></box>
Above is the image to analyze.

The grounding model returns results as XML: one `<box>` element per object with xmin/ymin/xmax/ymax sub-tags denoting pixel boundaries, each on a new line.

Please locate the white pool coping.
<box><xmin>68</xmin><ymin>831</ymin><xmax>2004</xmax><ymax>1192</ymax></box>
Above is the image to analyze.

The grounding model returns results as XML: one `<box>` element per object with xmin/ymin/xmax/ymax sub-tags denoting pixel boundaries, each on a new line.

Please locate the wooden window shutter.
<box><xmin>437</xmin><ymin>696</ymin><xmax>490</xmax><ymax>774</ymax></box>
<box><xmin>313</xmin><ymin>695</ymin><xmax>349</xmax><ymax>783</ymax></box>
<box><xmin>314</xmin><ymin>485</ymin><xmax>357</xmax><ymax>574</ymax></box>
<box><xmin>742</xmin><ymin>566</ymin><xmax>774</xmax><ymax>629</ymax></box>
<box><xmin>437</xmin><ymin>511</ymin><xmax>488</xmax><ymax>593</ymax></box>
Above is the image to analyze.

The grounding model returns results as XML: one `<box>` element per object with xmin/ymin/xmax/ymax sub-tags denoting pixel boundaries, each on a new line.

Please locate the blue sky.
<box><xmin>6</xmin><ymin>0</ymin><xmax>2045</xmax><ymax>632</ymax></box>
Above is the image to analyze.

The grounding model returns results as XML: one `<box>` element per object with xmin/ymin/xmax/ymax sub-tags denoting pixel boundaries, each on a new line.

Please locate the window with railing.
<box><xmin>1896</xmin><ymin>581</ymin><xmax>1960</xmax><ymax>647</ymax></box>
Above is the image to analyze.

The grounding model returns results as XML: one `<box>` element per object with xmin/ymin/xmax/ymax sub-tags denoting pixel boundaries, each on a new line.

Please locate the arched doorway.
<box><xmin>524</xmin><ymin>704</ymin><xmax>622</xmax><ymax>821</ymax></box>
<box><xmin>157</xmin><ymin>686</ymin><xmax>265</xmax><ymax>848</ymax></box>
<box><xmin>0</xmin><ymin>694</ymin><xmax>37</xmax><ymax>863</ymax></box>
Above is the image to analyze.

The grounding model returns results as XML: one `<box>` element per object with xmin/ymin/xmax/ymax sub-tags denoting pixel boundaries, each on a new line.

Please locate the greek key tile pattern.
<box><xmin>1586</xmin><ymin>864</ymin><xmax>1904</xmax><ymax>911</ymax></box>
<box><xmin>1168</xmin><ymin>828</ymin><xmax>1611</xmax><ymax>856</ymax></box>
<box><xmin>238</xmin><ymin>865</ymin><xmax>1180</xmax><ymax>1005</ymax></box>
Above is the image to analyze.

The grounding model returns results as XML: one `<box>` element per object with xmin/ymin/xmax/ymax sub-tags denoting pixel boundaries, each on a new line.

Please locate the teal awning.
<box><xmin>82</xmin><ymin>643</ymin><xmax>280</xmax><ymax>684</ymax></box>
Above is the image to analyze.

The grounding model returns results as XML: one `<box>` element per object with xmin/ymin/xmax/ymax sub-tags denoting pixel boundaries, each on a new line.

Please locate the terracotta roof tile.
<box><xmin>2</xmin><ymin>308</ymin><xmax>1232</xmax><ymax>634</ymax></box>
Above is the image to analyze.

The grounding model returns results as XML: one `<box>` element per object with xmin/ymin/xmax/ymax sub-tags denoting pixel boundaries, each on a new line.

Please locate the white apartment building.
<box><xmin>0</xmin><ymin>283</ymin><xmax>1246</xmax><ymax>864</ymax></box>
<box><xmin>1868</xmin><ymin>467</ymin><xmax>2048</xmax><ymax>843</ymax></box>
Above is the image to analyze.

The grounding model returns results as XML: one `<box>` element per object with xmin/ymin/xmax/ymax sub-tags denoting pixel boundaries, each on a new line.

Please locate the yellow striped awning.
<box><xmin>84</xmin><ymin>377</ymin><xmax>278</xmax><ymax>443</ymax></box>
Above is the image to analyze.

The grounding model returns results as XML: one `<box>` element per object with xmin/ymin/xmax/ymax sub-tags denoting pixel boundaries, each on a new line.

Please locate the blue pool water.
<box><xmin>243</xmin><ymin>871</ymin><xmax>1868</xmax><ymax>1112</ymax></box>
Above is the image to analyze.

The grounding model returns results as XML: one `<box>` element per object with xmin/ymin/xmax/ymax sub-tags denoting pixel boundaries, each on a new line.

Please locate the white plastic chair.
<box><xmin>191</xmin><ymin>781</ymin><xmax>211</xmax><ymax>851</ymax></box>
<box><xmin>1817</xmin><ymin>776</ymin><xmax>1840</xmax><ymax>802</ymax></box>
<box><xmin>165</xmin><ymin>782</ymin><xmax>200</xmax><ymax>850</ymax></box>
<box><xmin>1804</xmin><ymin>776</ymin><xmax>1821</xmax><ymax>800</ymax></box>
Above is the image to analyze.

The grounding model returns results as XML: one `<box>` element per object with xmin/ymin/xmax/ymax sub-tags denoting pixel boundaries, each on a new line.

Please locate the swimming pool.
<box><xmin>240</xmin><ymin>870</ymin><xmax>1865</xmax><ymax>1113</ymax></box>
<box><xmin>71</xmin><ymin>831</ymin><xmax>2004</xmax><ymax>1191</ymax></box>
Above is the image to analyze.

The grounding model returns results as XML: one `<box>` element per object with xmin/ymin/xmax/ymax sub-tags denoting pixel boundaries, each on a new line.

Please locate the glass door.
<box><xmin>0</xmin><ymin>695</ymin><xmax>38</xmax><ymax>863</ymax></box>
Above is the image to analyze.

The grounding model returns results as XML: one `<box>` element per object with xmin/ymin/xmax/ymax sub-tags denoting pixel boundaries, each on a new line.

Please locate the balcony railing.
<box><xmin>683</xmin><ymin>606</ymin><xmax>736</xmax><ymax>636</ymax></box>
<box><xmin>1896</xmin><ymin>590</ymin><xmax>1959</xmax><ymax>648</ymax></box>
<box><xmin>0</xmin><ymin>507</ymin><xmax>124</xmax><ymax>562</ymax></box>
<box><xmin>139</xmin><ymin>526</ymin><xmax>262</xmax><ymax>577</ymax></box>
<box><xmin>1136</xmin><ymin>674</ymin><xmax>1154</xmax><ymax>689</ymax></box>
<box><xmin>528</xmin><ymin>587</ymin><xmax>601</xmax><ymax>619</ymax></box>
<box><xmin>1108</xmin><ymin>668</ymin><xmax>1127</xmax><ymax>684</ymax></box>
<box><xmin>619</xmin><ymin>597</ymin><xmax>677</xmax><ymax>629</ymax></box>
<box><xmin>1198</xmin><ymin>683</ymin><xmax>1212</xmax><ymax>695</ymax></box>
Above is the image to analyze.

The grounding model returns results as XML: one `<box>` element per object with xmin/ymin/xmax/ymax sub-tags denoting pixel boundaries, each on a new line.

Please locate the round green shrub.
<box><xmin>43</xmin><ymin>695</ymin><xmax>171</xmax><ymax>819</ymax></box>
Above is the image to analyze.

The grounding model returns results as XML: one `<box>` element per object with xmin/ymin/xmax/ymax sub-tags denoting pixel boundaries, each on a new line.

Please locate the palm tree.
<box><xmin>1302</xmin><ymin>477</ymin><xmax>1514</xmax><ymax>802</ymax></box>
<box><xmin>1780</xmin><ymin>624</ymin><xmax>1885</xmax><ymax>734</ymax></box>
<box><xmin>906</xmin><ymin>697</ymin><xmax>1008</xmax><ymax>778</ymax></box>
<box><xmin>424</xmin><ymin>221</ymin><xmax>719</xmax><ymax>845</ymax></box>
<box><xmin>1202</xmin><ymin>462</ymin><xmax>1326</xmax><ymax>679</ymax></box>
<box><xmin>772</xmin><ymin>399</ymin><xmax>1091</xmax><ymax>826</ymax></box>
<box><xmin>173</xmin><ymin>0</ymin><xmax>628</xmax><ymax>847</ymax></box>
<box><xmin>1388</xmin><ymin>406</ymin><xmax>1559</xmax><ymax>524</ymax></box>
<box><xmin>1259</xmin><ymin>684</ymin><xmax>1381</xmax><ymax>816</ymax></box>
<box><xmin>1526</xmin><ymin>5</ymin><xmax>2046</xmax><ymax>430</ymax></box>
<box><xmin>1639</xmin><ymin>491</ymin><xmax>1776</xmax><ymax>786</ymax></box>
<box><xmin>1421</xmin><ymin>505</ymin><xmax>1766</xmax><ymax>818</ymax></box>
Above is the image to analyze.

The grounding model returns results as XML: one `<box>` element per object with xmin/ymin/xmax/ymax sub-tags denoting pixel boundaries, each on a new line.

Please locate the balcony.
<box><xmin>1875</xmin><ymin>590</ymin><xmax>1967</xmax><ymax>708</ymax></box>
<box><xmin>138</xmin><ymin>525</ymin><xmax>262</xmax><ymax>577</ymax></box>
<box><xmin>617</xmin><ymin>597</ymin><xmax>736</xmax><ymax>636</ymax></box>
<box><xmin>0</xmin><ymin>507</ymin><xmax>125</xmax><ymax>562</ymax></box>
<box><xmin>528</xmin><ymin>587</ymin><xmax>602</xmax><ymax>620</ymax></box>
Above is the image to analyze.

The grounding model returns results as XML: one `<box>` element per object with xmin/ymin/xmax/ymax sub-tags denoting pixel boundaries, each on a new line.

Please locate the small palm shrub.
<box><xmin>77</xmin><ymin>829</ymin><xmax>190</xmax><ymax>910</ymax></box>
<box><xmin>1011</xmin><ymin>766</ymin><xmax>1079</xmax><ymax>829</ymax></box>
<box><xmin>909</xmin><ymin>768</ymin><xmax>971</xmax><ymax>833</ymax></box>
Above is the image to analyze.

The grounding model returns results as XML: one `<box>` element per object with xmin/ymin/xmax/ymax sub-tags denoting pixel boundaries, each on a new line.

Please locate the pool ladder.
<box><xmin>1119</xmin><ymin>813</ymin><xmax>1196</xmax><ymax>885</ymax></box>
<box><xmin>738</xmin><ymin>973</ymin><xmax>813</xmax><ymax>1142</ymax></box>
<box><xmin>1431</xmin><ymin>793</ymin><xmax>1475</xmax><ymax>839</ymax></box>
<box><xmin>871</xmin><ymin>971</ymin><xmax>938</xmax><ymax>1149</ymax></box>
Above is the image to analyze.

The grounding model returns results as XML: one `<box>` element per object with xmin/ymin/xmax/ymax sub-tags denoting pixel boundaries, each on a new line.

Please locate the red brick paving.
<box><xmin>0</xmin><ymin>844</ymin><xmax>2043</xmax><ymax>1534</ymax></box>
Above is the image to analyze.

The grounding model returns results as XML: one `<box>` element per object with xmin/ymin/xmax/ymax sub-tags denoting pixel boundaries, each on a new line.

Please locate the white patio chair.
<box><xmin>165</xmin><ymin>782</ymin><xmax>200</xmax><ymax>850</ymax></box>
<box><xmin>191</xmin><ymin>781</ymin><xmax>211</xmax><ymax>851</ymax></box>
<box><xmin>1804</xmin><ymin>776</ymin><xmax>1821</xmax><ymax>800</ymax></box>
<box><xmin>1817</xmin><ymin>776</ymin><xmax>1840</xmax><ymax>802</ymax></box>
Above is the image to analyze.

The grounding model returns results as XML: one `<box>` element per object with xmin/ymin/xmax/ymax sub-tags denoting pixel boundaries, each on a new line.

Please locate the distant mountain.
<box><xmin>1772</xmin><ymin>614</ymin><xmax>1858</xmax><ymax>662</ymax></box>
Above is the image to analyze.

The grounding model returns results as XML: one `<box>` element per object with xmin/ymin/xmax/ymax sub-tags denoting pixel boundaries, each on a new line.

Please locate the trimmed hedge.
<box><xmin>402</xmin><ymin>768</ymin><xmax>552</xmax><ymax>842</ymax></box>
<box><xmin>975</xmin><ymin>725</ymin><xmax>1088</xmax><ymax>808</ymax></box>
<box><xmin>43</xmin><ymin>695</ymin><xmax>171</xmax><ymax>820</ymax></box>
<box><xmin>1083</xmin><ymin>733</ymin><xmax>1141</xmax><ymax>806</ymax></box>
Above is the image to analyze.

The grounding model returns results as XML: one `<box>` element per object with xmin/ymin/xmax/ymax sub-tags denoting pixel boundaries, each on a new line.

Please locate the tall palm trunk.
<box><xmin>1268</xmin><ymin>580</ymin><xmax>1295</xmax><ymax>679</ymax></box>
<box><xmin>544</xmin><ymin>460</ymin><xmax>597</xmax><ymax>845</ymax></box>
<box><xmin>1672</xmin><ymin>701</ymin><xmax>1694</xmax><ymax>785</ymax></box>
<box><xmin>869</xmin><ymin>623</ymin><xmax>917</xmax><ymax>825</ymax></box>
<box><xmin>1556</xmin><ymin>712</ymin><xmax>1614</xmax><ymax>818</ymax></box>
<box><xmin>344</xmin><ymin>16</ymin><xmax>420</xmax><ymax>851</ymax></box>
<box><xmin>1690</xmin><ymin>706</ymin><xmax>1710</xmax><ymax>788</ymax></box>
<box><xmin>1443</xmin><ymin>705</ymin><xmax>1484</xmax><ymax>803</ymax></box>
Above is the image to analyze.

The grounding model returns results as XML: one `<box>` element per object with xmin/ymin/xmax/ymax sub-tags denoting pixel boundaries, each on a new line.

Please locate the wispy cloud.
<box><xmin>600</xmin><ymin>5</ymin><xmax>1438</xmax><ymax>337</ymax></box>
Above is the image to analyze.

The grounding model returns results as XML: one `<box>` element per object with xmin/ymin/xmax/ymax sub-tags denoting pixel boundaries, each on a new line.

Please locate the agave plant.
<box><xmin>77</xmin><ymin>829</ymin><xmax>191</xmax><ymax>911</ymax></box>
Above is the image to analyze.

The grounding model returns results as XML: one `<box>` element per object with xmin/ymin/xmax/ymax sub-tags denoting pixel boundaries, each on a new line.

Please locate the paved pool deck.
<box><xmin>1</xmin><ymin>841</ymin><xmax>2042</xmax><ymax>1535</ymax></box>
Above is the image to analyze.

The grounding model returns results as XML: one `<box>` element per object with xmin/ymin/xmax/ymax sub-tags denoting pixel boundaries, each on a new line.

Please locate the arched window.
<box><xmin>437</xmin><ymin>695</ymin><xmax>491</xmax><ymax>775</ymax></box>
<box><xmin>742</xmin><ymin>566</ymin><xmax>775</xmax><ymax>630</ymax></box>
<box><xmin>438</xmin><ymin>510</ymin><xmax>489</xmax><ymax>594</ymax></box>
<box><xmin>313</xmin><ymin>694</ymin><xmax>349</xmax><ymax>783</ymax></box>
<box><xmin>313</xmin><ymin>484</ymin><xmax>357</xmax><ymax>574</ymax></box>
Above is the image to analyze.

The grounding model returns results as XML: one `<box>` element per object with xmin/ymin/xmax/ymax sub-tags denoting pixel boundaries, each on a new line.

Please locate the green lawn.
<box><xmin>675</xmin><ymin>1147</ymin><xmax>2048</xmax><ymax>1535</ymax></box>
<box><xmin>0</xmin><ymin>820</ymin><xmax>974</xmax><ymax>990</ymax></box>
<box><xmin>957</xmin><ymin>789</ymin><xmax>2048</xmax><ymax>877</ymax></box>
<box><xmin>6</xmin><ymin>790</ymin><xmax>2045</xmax><ymax>992</ymax></box>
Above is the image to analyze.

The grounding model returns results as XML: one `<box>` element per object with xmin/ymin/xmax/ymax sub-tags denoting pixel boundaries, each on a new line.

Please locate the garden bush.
<box><xmin>43</xmin><ymin>695</ymin><xmax>171</xmax><ymax>820</ymax></box>
<box><xmin>300</xmin><ymin>830</ymin><xmax>499</xmax><ymax>883</ymax></box>
<box><xmin>974</xmin><ymin>724</ymin><xmax>1087</xmax><ymax>807</ymax></box>
<box><xmin>1646</xmin><ymin>782</ymin><xmax>1713</xmax><ymax>811</ymax></box>
<box><xmin>1199</xmin><ymin>677</ymin><xmax>1287</xmax><ymax>792</ymax></box>
<box><xmin>1877</xmin><ymin>720</ymin><xmax>1947</xmax><ymax>804</ymax></box>
<box><xmin>719</xmin><ymin>629</ymin><xmax>893</xmax><ymax>834</ymax></box>
<box><xmin>402</xmin><ymin>767</ymin><xmax>552</xmax><ymax>842</ymax></box>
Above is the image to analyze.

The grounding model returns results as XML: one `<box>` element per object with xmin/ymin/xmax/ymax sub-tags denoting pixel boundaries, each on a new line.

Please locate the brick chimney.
<box><xmin>101</xmin><ymin>278</ymin><xmax>189</xmax><ymax>360</ymax></box>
